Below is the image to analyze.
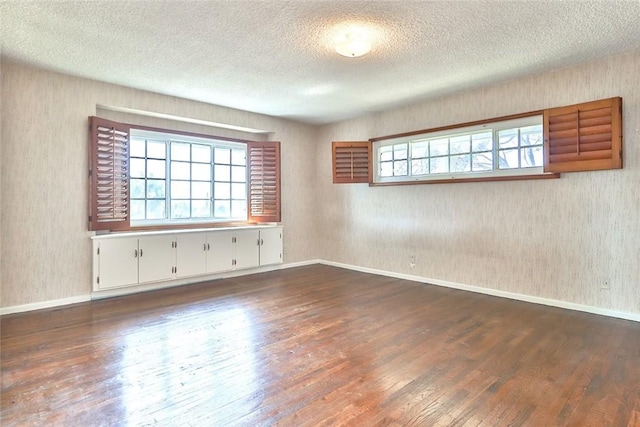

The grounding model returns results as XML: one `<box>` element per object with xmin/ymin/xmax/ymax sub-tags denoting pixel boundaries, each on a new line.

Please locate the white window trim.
<box><xmin>373</xmin><ymin>115</ymin><xmax>548</xmax><ymax>184</ymax></box>
<box><xmin>129</xmin><ymin>128</ymin><xmax>248</xmax><ymax>227</ymax></box>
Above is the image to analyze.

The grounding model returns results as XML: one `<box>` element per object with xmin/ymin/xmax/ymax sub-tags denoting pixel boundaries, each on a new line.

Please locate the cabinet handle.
<box><xmin>139</xmin><ymin>249</ymin><xmax>143</xmax><ymax>257</ymax></box>
<box><xmin>134</xmin><ymin>249</ymin><xmax>138</xmax><ymax>258</ymax></box>
<box><xmin>207</xmin><ymin>243</ymin><xmax>210</xmax><ymax>250</ymax></box>
<box><xmin>260</xmin><ymin>239</ymin><xmax>264</xmax><ymax>246</ymax></box>
<box><xmin>203</xmin><ymin>243</ymin><xmax>207</xmax><ymax>251</ymax></box>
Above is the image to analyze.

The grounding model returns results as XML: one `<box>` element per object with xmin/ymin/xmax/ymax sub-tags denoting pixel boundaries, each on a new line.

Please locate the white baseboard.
<box><xmin>3</xmin><ymin>260</ymin><xmax>638</xmax><ymax>323</ymax></box>
<box><xmin>279</xmin><ymin>259</ymin><xmax>322</xmax><ymax>269</ymax></box>
<box><xmin>319</xmin><ymin>260</ymin><xmax>640</xmax><ymax>323</ymax></box>
<box><xmin>0</xmin><ymin>295</ymin><xmax>91</xmax><ymax>316</ymax></box>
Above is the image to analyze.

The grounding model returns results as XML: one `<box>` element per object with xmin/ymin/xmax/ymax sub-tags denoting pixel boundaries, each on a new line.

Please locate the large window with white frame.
<box><xmin>373</xmin><ymin>115</ymin><xmax>544</xmax><ymax>183</ymax></box>
<box><xmin>129</xmin><ymin>129</ymin><xmax>247</xmax><ymax>225</ymax></box>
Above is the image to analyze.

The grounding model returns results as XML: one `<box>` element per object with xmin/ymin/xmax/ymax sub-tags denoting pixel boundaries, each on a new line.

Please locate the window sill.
<box><xmin>370</xmin><ymin>172</ymin><xmax>560</xmax><ymax>187</ymax></box>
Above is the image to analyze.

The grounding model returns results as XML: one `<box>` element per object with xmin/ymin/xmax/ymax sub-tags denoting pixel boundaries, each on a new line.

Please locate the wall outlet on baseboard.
<box><xmin>600</xmin><ymin>279</ymin><xmax>610</xmax><ymax>290</ymax></box>
<box><xmin>409</xmin><ymin>255</ymin><xmax>416</xmax><ymax>269</ymax></box>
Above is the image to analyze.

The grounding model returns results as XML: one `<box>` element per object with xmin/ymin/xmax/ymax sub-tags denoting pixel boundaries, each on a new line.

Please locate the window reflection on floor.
<box><xmin>118</xmin><ymin>305</ymin><xmax>258</xmax><ymax>424</ymax></box>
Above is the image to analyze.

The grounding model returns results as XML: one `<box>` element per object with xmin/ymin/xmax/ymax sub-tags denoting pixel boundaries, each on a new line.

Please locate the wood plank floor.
<box><xmin>2</xmin><ymin>265</ymin><xmax>639</xmax><ymax>426</ymax></box>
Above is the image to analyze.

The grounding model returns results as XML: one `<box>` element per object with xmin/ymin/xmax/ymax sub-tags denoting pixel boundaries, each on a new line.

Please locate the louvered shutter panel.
<box><xmin>247</xmin><ymin>141</ymin><xmax>281</xmax><ymax>223</ymax></box>
<box><xmin>544</xmin><ymin>97</ymin><xmax>622</xmax><ymax>173</ymax></box>
<box><xmin>89</xmin><ymin>116</ymin><xmax>131</xmax><ymax>231</ymax></box>
<box><xmin>332</xmin><ymin>141</ymin><xmax>371</xmax><ymax>183</ymax></box>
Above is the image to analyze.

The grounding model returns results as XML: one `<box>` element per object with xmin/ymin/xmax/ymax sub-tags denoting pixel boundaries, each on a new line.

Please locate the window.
<box><xmin>373</xmin><ymin>115</ymin><xmax>544</xmax><ymax>183</ymax></box>
<box><xmin>129</xmin><ymin>130</ymin><xmax>247</xmax><ymax>225</ymax></box>
<box><xmin>367</xmin><ymin>97</ymin><xmax>622</xmax><ymax>186</ymax></box>
<box><xmin>88</xmin><ymin>116</ymin><xmax>280</xmax><ymax>232</ymax></box>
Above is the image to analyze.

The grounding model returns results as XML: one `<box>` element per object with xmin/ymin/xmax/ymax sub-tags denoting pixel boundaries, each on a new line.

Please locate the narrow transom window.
<box><xmin>373</xmin><ymin>115</ymin><xmax>544</xmax><ymax>183</ymax></box>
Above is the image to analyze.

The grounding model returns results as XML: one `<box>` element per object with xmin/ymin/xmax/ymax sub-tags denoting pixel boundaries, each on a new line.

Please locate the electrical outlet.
<box><xmin>600</xmin><ymin>279</ymin><xmax>610</xmax><ymax>290</ymax></box>
<box><xmin>409</xmin><ymin>255</ymin><xmax>416</xmax><ymax>269</ymax></box>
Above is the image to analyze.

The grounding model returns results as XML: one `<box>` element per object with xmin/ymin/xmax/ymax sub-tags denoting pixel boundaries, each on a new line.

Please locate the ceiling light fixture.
<box><xmin>335</xmin><ymin>31</ymin><xmax>371</xmax><ymax>58</ymax></box>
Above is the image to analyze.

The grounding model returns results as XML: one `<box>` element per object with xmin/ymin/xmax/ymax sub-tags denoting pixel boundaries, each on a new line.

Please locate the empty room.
<box><xmin>1</xmin><ymin>1</ymin><xmax>639</xmax><ymax>425</ymax></box>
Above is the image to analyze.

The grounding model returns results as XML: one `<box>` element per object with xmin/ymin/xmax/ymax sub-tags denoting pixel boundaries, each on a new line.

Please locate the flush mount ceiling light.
<box><xmin>335</xmin><ymin>31</ymin><xmax>371</xmax><ymax>58</ymax></box>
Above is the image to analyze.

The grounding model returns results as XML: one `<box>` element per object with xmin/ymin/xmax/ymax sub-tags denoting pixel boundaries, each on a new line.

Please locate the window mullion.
<box><xmin>407</xmin><ymin>142</ymin><xmax>413</xmax><ymax>177</ymax></box>
<box><xmin>447</xmin><ymin>138</ymin><xmax>452</xmax><ymax>175</ymax></box>
<box><xmin>517</xmin><ymin>128</ymin><xmax>522</xmax><ymax>169</ymax></box>
<box><xmin>144</xmin><ymin>139</ymin><xmax>149</xmax><ymax>220</ymax></box>
<box><xmin>491</xmin><ymin>129</ymin><xmax>500</xmax><ymax>171</ymax></box>
<box><xmin>187</xmin><ymin>142</ymin><xmax>191</xmax><ymax>219</ymax></box>
<box><xmin>209</xmin><ymin>154</ymin><xmax>214</xmax><ymax>218</ymax></box>
<box><xmin>428</xmin><ymin>142</ymin><xmax>433</xmax><ymax>176</ymax></box>
<box><xmin>391</xmin><ymin>145</ymin><xmax>396</xmax><ymax>176</ymax></box>
<box><xmin>165</xmin><ymin>140</ymin><xmax>171</xmax><ymax>220</ymax></box>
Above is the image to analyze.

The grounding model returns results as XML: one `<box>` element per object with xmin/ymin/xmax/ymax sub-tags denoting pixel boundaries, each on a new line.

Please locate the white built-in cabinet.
<box><xmin>234</xmin><ymin>229</ymin><xmax>260</xmax><ymax>270</ymax></box>
<box><xmin>95</xmin><ymin>237</ymin><xmax>139</xmax><ymax>289</ymax></box>
<box><xmin>175</xmin><ymin>232</ymin><xmax>209</xmax><ymax>278</ymax></box>
<box><xmin>92</xmin><ymin>226</ymin><xmax>282</xmax><ymax>292</ymax></box>
<box><xmin>175</xmin><ymin>229</ymin><xmax>259</xmax><ymax>278</ymax></box>
<box><xmin>139</xmin><ymin>235</ymin><xmax>176</xmax><ymax>283</ymax></box>
<box><xmin>257</xmin><ymin>227</ymin><xmax>284</xmax><ymax>266</ymax></box>
<box><xmin>207</xmin><ymin>230</ymin><xmax>236</xmax><ymax>273</ymax></box>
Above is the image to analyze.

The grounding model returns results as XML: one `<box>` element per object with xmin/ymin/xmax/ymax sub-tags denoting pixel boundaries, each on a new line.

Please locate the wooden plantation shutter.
<box><xmin>332</xmin><ymin>141</ymin><xmax>371</xmax><ymax>183</ymax></box>
<box><xmin>89</xmin><ymin>116</ymin><xmax>131</xmax><ymax>231</ymax></box>
<box><xmin>247</xmin><ymin>141</ymin><xmax>281</xmax><ymax>223</ymax></box>
<box><xmin>544</xmin><ymin>97</ymin><xmax>622</xmax><ymax>173</ymax></box>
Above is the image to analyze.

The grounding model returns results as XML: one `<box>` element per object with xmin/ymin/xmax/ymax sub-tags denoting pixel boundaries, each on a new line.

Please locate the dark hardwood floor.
<box><xmin>1</xmin><ymin>265</ymin><xmax>639</xmax><ymax>426</ymax></box>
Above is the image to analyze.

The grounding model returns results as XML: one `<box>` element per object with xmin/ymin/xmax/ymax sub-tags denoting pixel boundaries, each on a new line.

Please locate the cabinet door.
<box><xmin>176</xmin><ymin>233</ymin><xmax>207</xmax><ymax>278</ymax></box>
<box><xmin>259</xmin><ymin>228</ymin><xmax>283</xmax><ymax>266</ymax></box>
<box><xmin>206</xmin><ymin>230</ymin><xmax>234</xmax><ymax>273</ymax></box>
<box><xmin>138</xmin><ymin>235</ymin><xmax>176</xmax><ymax>283</ymax></box>
<box><xmin>234</xmin><ymin>229</ymin><xmax>260</xmax><ymax>270</ymax></box>
<box><xmin>97</xmin><ymin>238</ymin><xmax>139</xmax><ymax>290</ymax></box>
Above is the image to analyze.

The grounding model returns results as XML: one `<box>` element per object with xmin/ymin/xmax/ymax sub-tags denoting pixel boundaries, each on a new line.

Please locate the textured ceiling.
<box><xmin>2</xmin><ymin>1</ymin><xmax>639</xmax><ymax>125</ymax></box>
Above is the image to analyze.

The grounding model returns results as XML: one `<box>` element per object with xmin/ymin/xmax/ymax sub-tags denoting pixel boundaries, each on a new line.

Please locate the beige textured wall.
<box><xmin>316</xmin><ymin>51</ymin><xmax>640</xmax><ymax>315</ymax></box>
<box><xmin>0</xmin><ymin>59</ymin><xmax>3</xmax><ymax>307</ymax></box>
<box><xmin>0</xmin><ymin>60</ymin><xmax>319</xmax><ymax>307</ymax></box>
